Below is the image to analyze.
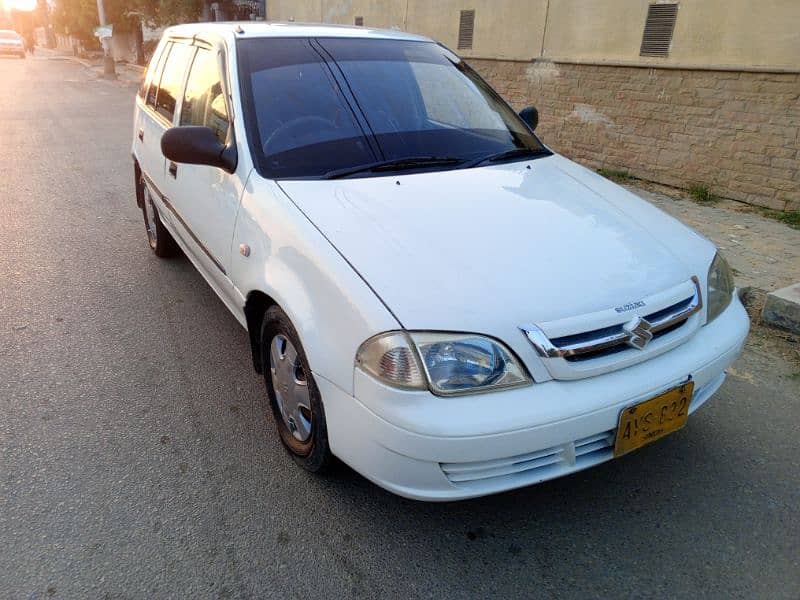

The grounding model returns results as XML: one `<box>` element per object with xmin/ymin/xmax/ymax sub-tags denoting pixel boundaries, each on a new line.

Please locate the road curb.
<box><xmin>40</xmin><ymin>50</ymin><xmax>143</xmax><ymax>80</ymax></box>
<box><xmin>762</xmin><ymin>283</ymin><xmax>800</xmax><ymax>334</ymax></box>
<box><xmin>43</xmin><ymin>54</ymin><xmax>95</xmax><ymax>69</ymax></box>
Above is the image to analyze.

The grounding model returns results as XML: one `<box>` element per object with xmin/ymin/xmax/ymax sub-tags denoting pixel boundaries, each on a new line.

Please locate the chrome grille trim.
<box><xmin>521</xmin><ymin>276</ymin><xmax>702</xmax><ymax>360</ymax></box>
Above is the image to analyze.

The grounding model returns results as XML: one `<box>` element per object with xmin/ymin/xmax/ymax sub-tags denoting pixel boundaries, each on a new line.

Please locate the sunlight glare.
<box><xmin>3</xmin><ymin>0</ymin><xmax>38</xmax><ymax>12</ymax></box>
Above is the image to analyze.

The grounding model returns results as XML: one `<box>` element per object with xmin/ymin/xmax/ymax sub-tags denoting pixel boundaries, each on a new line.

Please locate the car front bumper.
<box><xmin>320</xmin><ymin>297</ymin><xmax>750</xmax><ymax>501</ymax></box>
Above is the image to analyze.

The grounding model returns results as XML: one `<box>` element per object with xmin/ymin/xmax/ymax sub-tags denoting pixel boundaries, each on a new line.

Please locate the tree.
<box><xmin>52</xmin><ymin>0</ymin><xmax>100</xmax><ymax>44</ymax></box>
<box><xmin>52</xmin><ymin>0</ymin><xmax>220</xmax><ymax>43</ymax></box>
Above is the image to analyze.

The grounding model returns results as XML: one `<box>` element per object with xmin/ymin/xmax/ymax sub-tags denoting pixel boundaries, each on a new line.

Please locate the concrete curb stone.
<box><xmin>762</xmin><ymin>283</ymin><xmax>800</xmax><ymax>333</ymax></box>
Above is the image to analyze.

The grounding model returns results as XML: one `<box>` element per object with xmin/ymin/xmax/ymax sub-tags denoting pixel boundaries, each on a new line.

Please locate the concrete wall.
<box><xmin>405</xmin><ymin>0</ymin><xmax>547</xmax><ymax>61</ymax></box>
<box><xmin>542</xmin><ymin>0</ymin><xmax>799</xmax><ymax>70</ymax></box>
<box><xmin>267</xmin><ymin>0</ymin><xmax>800</xmax><ymax>69</ymax></box>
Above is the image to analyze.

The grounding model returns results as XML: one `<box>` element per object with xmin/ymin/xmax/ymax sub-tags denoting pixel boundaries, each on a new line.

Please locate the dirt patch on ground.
<box><xmin>736</xmin><ymin>288</ymin><xmax>800</xmax><ymax>384</ymax></box>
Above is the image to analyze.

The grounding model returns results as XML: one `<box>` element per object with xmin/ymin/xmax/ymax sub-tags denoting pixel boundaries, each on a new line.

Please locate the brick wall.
<box><xmin>470</xmin><ymin>59</ymin><xmax>800</xmax><ymax>212</ymax></box>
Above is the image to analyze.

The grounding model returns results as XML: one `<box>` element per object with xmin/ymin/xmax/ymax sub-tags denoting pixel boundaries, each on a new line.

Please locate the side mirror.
<box><xmin>519</xmin><ymin>106</ymin><xmax>538</xmax><ymax>131</ymax></box>
<box><xmin>161</xmin><ymin>126</ymin><xmax>237</xmax><ymax>173</ymax></box>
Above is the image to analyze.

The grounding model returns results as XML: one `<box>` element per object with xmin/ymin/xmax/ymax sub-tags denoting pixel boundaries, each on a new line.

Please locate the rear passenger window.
<box><xmin>145</xmin><ymin>42</ymin><xmax>170</xmax><ymax>108</ymax></box>
<box><xmin>139</xmin><ymin>41</ymin><xmax>166</xmax><ymax>100</ymax></box>
<box><xmin>180</xmin><ymin>47</ymin><xmax>230</xmax><ymax>145</ymax></box>
<box><xmin>155</xmin><ymin>43</ymin><xmax>193</xmax><ymax>122</ymax></box>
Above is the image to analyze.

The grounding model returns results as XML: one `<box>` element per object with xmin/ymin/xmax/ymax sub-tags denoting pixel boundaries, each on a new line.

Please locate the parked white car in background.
<box><xmin>131</xmin><ymin>22</ymin><xmax>749</xmax><ymax>501</ymax></box>
<box><xmin>0</xmin><ymin>30</ymin><xmax>25</xmax><ymax>58</ymax></box>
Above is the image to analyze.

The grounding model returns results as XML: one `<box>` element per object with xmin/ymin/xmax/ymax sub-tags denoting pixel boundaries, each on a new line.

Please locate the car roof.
<box><xmin>163</xmin><ymin>21</ymin><xmax>432</xmax><ymax>44</ymax></box>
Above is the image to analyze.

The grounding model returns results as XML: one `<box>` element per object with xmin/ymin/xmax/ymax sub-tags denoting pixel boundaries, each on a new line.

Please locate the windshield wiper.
<box><xmin>323</xmin><ymin>156</ymin><xmax>466</xmax><ymax>180</ymax></box>
<box><xmin>465</xmin><ymin>147</ymin><xmax>551</xmax><ymax>169</ymax></box>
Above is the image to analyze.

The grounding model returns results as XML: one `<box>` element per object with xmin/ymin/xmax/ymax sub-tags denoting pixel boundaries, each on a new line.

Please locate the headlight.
<box><xmin>356</xmin><ymin>331</ymin><xmax>531</xmax><ymax>395</ymax></box>
<box><xmin>706</xmin><ymin>252</ymin><xmax>734</xmax><ymax>323</ymax></box>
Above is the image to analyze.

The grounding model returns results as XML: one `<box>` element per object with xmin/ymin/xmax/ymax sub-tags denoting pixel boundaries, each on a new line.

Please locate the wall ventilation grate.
<box><xmin>458</xmin><ymin>9</ymin><xmax>475</xmax><ymax>50</ymax></box>
<box><xmin>354</xmin><ymin>16</ymin><xmax>364</xmax><ymax>26</ymax></box>
<box><xmin>640</xmin><ymin>3</ymin><xmax>678</xmax><ymax>57</ymax></box>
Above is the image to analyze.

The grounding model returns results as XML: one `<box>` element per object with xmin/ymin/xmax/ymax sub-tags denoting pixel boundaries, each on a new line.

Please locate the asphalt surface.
<box><xmin>1</xmin><ymin>56</ymin><xmax>799</xmax><ymax>600</ymax></box>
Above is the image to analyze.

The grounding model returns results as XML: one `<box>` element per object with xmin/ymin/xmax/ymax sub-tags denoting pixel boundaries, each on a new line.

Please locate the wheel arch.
<box><xmin>244</xmin><ymin>290</ymin><xmax>277</xmax><ymax>374</ymax></box>
<box><xmin>133</xmin><ymin>159</ymin><xmax>144</xmax><ymax>209</ymax></box>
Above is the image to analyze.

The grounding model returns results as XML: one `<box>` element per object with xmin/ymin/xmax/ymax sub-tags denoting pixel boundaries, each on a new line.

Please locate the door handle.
<box><xmin>137</xmin><ymin>128</ymin><xmax>144</xmax><ymax>141</ymax></box>
<box><xmin>168</xmin><ymin>161</ymin><xmax>177</xmax><ymax>178</ymax></box>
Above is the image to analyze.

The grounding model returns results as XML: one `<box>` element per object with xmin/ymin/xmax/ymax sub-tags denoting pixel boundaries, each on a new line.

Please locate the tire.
<box><xmin>137</xmin><ymin>172</ymin><xmax>177</xmax><ymax>258</ymax></box>
<box><xmin>261</xmin><ymin>306</ymin><xmax>332</xmax><ymax>472</ymax></box>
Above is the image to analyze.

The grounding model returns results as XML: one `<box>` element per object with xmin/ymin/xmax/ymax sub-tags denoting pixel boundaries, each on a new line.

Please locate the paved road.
<box><xmin>1</xmin><ymin>57</ymin><xmax>798</xmax><ymax>599</ymax></box>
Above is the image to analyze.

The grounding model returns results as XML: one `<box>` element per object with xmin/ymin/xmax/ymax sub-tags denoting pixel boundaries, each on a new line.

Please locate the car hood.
<box><xmin>278</xmin><ymin>154</ymin><xmax>712</xmax><ymax>334</ymax></box>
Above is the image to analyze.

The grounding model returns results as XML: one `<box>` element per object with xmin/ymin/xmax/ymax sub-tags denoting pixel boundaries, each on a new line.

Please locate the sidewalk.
<box><xmin>35</xmin><ymin>46</ymin><xmax>144</xmax><ymax>84</ymax></box>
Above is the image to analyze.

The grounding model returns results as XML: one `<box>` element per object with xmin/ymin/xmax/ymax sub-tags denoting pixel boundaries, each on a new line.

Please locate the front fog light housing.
<box><xmin>706</xmin><ymin>252</ymin><xmax>735</xmax><ymax>323</ymax></box>
<box><xmin>356</xmin><ymin>331</ymin><xmax>531</xmax><ymax>395</ymax></box>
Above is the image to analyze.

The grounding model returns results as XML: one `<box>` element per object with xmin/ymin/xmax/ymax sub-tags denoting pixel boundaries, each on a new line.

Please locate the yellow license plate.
<box><xmin>614</xmin><ymin>381</ymin><xmax>694</xmax><ymax>457</ymax></box>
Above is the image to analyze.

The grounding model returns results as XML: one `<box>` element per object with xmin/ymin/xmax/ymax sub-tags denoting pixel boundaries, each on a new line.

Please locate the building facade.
<box><xmin>267</xmin><ymin>0</ymin><xmax>800</xmax><ymax>211</ymax></box>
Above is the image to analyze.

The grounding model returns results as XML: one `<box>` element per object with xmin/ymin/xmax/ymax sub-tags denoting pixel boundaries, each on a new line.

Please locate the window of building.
<box><xmin>354</xmin><ymin>16</ymin><xmax>364</xmax><ymax>26</ymax></box>
<box><xmin>640</xmin><ymin>3</ymin><xmax>678</xmax><ymax>57</ymax></box>
<box><xmin>155</xmin><ymin>42</ymin><xmax>194</xmax><ymax>122</ymax></box>
<box><xmin>180</xmin><ymin>47</ymin><xmax>230</xmax><ymax>145</ymax></box>
<box><xmin>457</xmin><ymin>9</ymin><xmax>475</xmax><ymax>50</ymax></box>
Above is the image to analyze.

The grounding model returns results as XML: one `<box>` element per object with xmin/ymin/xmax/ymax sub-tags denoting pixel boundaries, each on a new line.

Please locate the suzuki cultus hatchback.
<box><xmin>132</xmin><ymin>23</ymin><xmax>749</xmax><ymax>500</ymax></box>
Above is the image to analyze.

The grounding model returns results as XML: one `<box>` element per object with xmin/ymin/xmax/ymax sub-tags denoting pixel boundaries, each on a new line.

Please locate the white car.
<box><xmin>132</xmin><ymin>23</ymin><xmax>749</xmax><ymax>501</ymax></box>
<box><xmin>0</xmin><ymin>30</ymin><xmax>26</xmax><ymax>58</ymax></box>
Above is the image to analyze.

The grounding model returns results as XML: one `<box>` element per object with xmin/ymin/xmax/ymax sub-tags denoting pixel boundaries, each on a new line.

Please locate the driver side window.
<box><xmin>180</xmin><ymin>46</ymin><xmax>230</xmax><ymax>145</ymax></box>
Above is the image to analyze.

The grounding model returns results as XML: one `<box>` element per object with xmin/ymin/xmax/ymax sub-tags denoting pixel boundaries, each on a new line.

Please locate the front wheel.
<box><xmin>261</xmin><ymin>306</ymin><xmax>332</xmax><ymax>472</ymax></box>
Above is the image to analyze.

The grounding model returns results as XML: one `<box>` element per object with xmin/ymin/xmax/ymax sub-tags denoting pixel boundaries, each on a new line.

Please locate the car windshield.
<box><xmin>236</xmin><ymin>37</ymin><xmax>549</xmax><ymax>179</ymax></box>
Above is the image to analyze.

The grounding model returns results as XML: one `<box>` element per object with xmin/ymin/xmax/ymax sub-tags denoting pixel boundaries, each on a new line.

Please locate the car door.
<box><xmin>143</xmin><ymin>40</ymin><xmax>195</xmax><ymax>231</ymax></box>
<box><xmin>162</xmin><ymin>41</ymin><xmax>240</xmax><ymax>303</ymax></box>
<box><xmin>134</xmin><ymin>39</ymin><xmax>170</xmax><ymax>192</ymax></box>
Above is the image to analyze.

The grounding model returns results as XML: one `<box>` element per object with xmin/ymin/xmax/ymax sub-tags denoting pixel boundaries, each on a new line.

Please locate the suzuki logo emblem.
<box><xmin>623</xmin><ymin>316</ymin><xmax>654</xmax><ymax>350</ymax></box>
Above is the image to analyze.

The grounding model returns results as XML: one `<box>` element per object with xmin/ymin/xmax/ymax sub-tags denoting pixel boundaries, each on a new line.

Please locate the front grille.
<box><xmin>522</xmin><ymin>277</ymin><xmax>702</xmax><ymax>365</ymax></box>
<box><xmin>441</xmin><ymin>430</ymin><xmax>615</xmax><ymax>487</ymax></box>
<box><xmin>555</xmin><ymin>296</ymin><xmax>694</xmax><ymax>363</ymax></box>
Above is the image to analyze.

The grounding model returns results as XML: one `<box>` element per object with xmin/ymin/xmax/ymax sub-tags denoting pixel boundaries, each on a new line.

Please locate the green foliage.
<box><xmin>52</xmin><ymin>0</ymin><xmax>235</xmax><ymax>41</ymax></box>
<box><xmin>132</xmin><ymin>0</ymin><xmax>205</xmax><ymax>28</ymax></box>
<box><xmin>762</xmin><ymin>209</ymin><xmax>800</xmax><ymax>230</ymax></box>
<box><xmin>688</xmin><ymin>184</ymin><xmax>716</xmax><ymax>204</ymax></box>
<box><xmin>597</xmin><ymin>168</ymin><xmax>633</xmax><ymax>183</ymax></box>
<box><xmin>52</xmin><ymin>0</ymin><xmax>100</xmax><ymax>43</ymax></box>
<box><xmin>776</xmin><ymin>211</ymin><xmax>800</xmax><ymax>229</ymax></box>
